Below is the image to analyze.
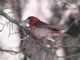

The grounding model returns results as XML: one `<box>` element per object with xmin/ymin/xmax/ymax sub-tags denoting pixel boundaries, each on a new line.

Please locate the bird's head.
<box><xmin>27</xmin><ymin>16</ymin><xmax>39</xmax><ymax>26</ymax></box>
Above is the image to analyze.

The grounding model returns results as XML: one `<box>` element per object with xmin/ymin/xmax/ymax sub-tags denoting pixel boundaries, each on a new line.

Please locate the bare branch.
<box><xmin>0</xmin><ymin>10</ymin><xmax>19</xmax><ymax>25</ymax></box>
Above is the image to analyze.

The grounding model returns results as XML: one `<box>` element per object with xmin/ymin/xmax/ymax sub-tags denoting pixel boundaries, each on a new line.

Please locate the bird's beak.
<box><xmin>24</xmin><ymin>18</ymin><xmax>29</xmax><ymax>23</ymax></box>
<box><xmin>20</xmin><ymin>18</ymin><xmax>29</xmax><ymax>27</ymax></box>
<box><xmin>26</xmin><ymin>19</ymin><xmax>29</xmax><ymax>27</ymax></box>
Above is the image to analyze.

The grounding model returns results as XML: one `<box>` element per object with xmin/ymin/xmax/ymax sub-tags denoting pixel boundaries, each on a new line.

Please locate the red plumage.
<box><xmin>27</xmin><ymin>16</ymin><xmax>61</xmax><ymax>39</ymax></box>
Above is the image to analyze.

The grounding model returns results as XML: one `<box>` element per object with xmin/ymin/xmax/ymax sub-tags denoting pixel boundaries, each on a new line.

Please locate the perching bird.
<box><xmin>27</xmin><ymin>16</ymin><xmax>61</xmax><ymax>39</ymax></box>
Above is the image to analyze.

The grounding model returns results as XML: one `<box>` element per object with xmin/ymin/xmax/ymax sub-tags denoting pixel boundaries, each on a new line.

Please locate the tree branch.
<box><xmin>0</xmin><ymin>10</ymin><xmax>19</xmax><ymax>25</ymax></box>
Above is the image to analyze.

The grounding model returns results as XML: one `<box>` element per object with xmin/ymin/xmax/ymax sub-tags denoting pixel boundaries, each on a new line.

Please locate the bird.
<box><xmin>27</xmin><ymin>16</ymin><xmax>61</xmax><ymax>39</ymax></box>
